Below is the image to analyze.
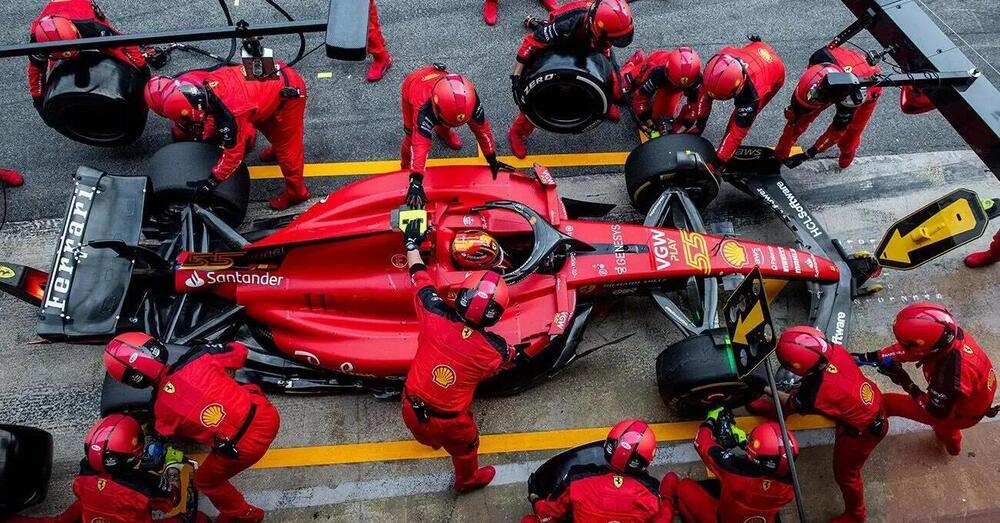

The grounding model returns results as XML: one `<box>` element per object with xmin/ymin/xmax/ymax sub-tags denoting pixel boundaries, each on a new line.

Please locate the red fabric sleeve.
<box><xmin>693</xmin><ymin>425</ymin><xmax>722</xmax><ymax>477</ymax></box>
<box><xmin>877</xmin><ymin>343</ymin><xmax>914</xmax><ymax>363</ymax></box>
<box><xmin>210</xmin><ymin>342</ymin><xmax>249</xmax><ymax>370</ymax></box>
<box><xmin>410</xmin><ymin>264</ymin><xmax>436</xmax><ymax>322</ymax></box>
<box><xmin>517</xmin><ymin>34</ymin><xmax>546</xmax><ymax>64</ymax></box>
<box><xmin>469</xmin><ymin>120</ymin><xmax>497</xmax><ymax>157</ymax></box>
<box><xmin>28</xmin><ymin>58</ymin><xmax>47</xmax><ymax>99</ymax></box>
<box><xmin>717</xmin><ymin>112</ymin><xmax>751</xmax><ymax>162</ymax></box>
<box><xmin>211</xmin><ymin>114</ymin><xmax>255</xmax><ymax>181</ymax></box>
<box><xmin>531</xmin><ymin>488</ymin><xmax>572</xmax><ymax>522</ymax></box>
<box><xmin>676</xmin><ymin>89</ymin><xmax>712</xmax><ymax>131</ymax></box>
<box><xmin>408</xmin><ymin>130</ymin><xmax>433</xmax><ymax>173</ymax></box>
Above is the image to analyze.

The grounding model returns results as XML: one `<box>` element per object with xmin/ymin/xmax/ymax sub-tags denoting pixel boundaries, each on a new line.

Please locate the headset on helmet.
<box><xmin>454</xmin><ymin>270</ymin><xmax>509</xmax><ymax>327</ymax></box>
<box><xmin>33</xmin><ymin>16</ymin><xmax>81</xmax><ymax>60</ymax></box>
<box><xmin>746</xmin><ymin>421</ymin><xmax>799</xmax><ymax>476</ymax></box>
<box><xmin>85</xmin><ymin>414</ymin><xmax>145</xmax><ymax>474</ymax></box>
<box><xmin>891</xmin><ymin>302</ymin><xmax>959</xmax><ymax>360</ymax></box>
<box><xmin>431</xmin><ymin>74</ymin><xmax>479</xmax><ymax>127</ymax></box>
<box><xmin>793</xmin><ymin>63</ymin><xmax>844</xmax><ymax>109</ymax></box>
<box><xmin>451</xmin><ymin>231</ymin><xmax>505</xmax><ymax>270</ymax></box>
<box><xmin>702</xmin><ymin>53</ymin><xmax>746</xmax><ymax>100</ymax></box>
<box><xmin>104</xmin><ymin>332</ymin><xmax>169</xmax><ymax>388</ymax></box>
<box><xmin>666</xmin><ymin>47</ymin><xmax>702</xmax><ymax>89</ymax></box>
<box><xmin>776</xmin><ymin>325</ymin><xmax>831</xmax><ymax>376</ymax></box>
<box><xmin>604</xmin><ymin>419</ymin><xmax>656</xmax><ymax>474</ymax></box>
<box><xmin>588</xmin><ymin>0</ymin><xmax>634</xmax><ymax>48</ymax></box>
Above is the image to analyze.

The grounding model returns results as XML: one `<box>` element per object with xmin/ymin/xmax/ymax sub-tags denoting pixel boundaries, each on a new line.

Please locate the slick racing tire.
<box><xmin>144</xmin><ymin>142</ymin><xmax>251</xmax><ymax>235</ymax></box>
<box><xmin>625</xmin><ymin>134</ymin><xmax>721</xmax><ymax>214</ymax></box>
<box><xmin>42</xmin><ymin>52</ymin><xmax>149</xmax><ymax>147</ymax></box>
<box><xmin>527</xmin><ymin>441</ymin><xmax>605</xmax><ymax>501</ymax></box>
<box><xmin>656</xmin><ymin>332</ymin><xmax>767</xmax><ymax>410</ymax></box>
<box><xmin>515</xmin><ymin>49</ymin><xmax>615</xmax><ymax>134</ymax></box>
<box><xmin>0</xmin><ymin>425</ymin><xmax>53</xmax><ymax>517</ymax></box>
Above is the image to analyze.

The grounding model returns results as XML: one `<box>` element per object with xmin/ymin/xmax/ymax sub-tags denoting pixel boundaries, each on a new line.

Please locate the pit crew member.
<box><xmin>774</xmin><ymin>46</ymin><xmax>882</xmax><ymax>169</ymax></box>
<box><xmin>508</xmin><ymin>0</ymin><xmax>634</xmax><ymax>159</ymax></box>
<box><xmin>675</xmin><ymin>37</ymin><xmax>785</xmax><ymax>167</ymax></box>
<box><xmin>619</xmin><ymin>47</ymin><xmax>703</xmax><ymax>135</ymax></box>
<box><xmin>365</xmin><ymin>0</ymin><xmax>392</xmax><ymax>81</ymax></box>
<box><xmin>103</xmin><ymin>332</ymin><xmax>281</xmax><ymax>523</ymax></box>
<box><xmin>965</xmin><ymin>230</ymin><xmax>1000</xmax><ymax>268</ymax></box>
<box><xmin>671</xmin><ymin>410</ymin><xmax>797</xmax><ymax>523</ymax></box>
<box><xmin>28</xmin><ymin>0</ymin><xmax>147</xmax><ymax>115</ymax></box>
<box><xmin>749</xmin><ymin>326</ymin><xmax>887</xmax><ymax>523</ymax></box>
<box><xmin>483</xmin><ymin>0</ymin><xmax>559</xmax><ymax>26</ymax></box>
<box><xmin>521</xmin><ymin>419</ymin><xmax>675</xmax><ymax>522</ymax></box>
<box><xmin>144</xmin><ymin>62</ymin><xmax>309</xmax><ymax>211</ymax></box>
<box><xmin>400</xmin><ymin>218</ymin><xmax>514</xmax><ymax>492</ymax></box>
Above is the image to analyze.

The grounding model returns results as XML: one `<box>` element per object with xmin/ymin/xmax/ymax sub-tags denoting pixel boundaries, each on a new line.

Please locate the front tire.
<box><xmin>625</xmin><ymin>134</ymin><xmax>721</xmax><ymax>214</ymax></box>
<box><xmin>656</xmin><ymin>331</ymin><xmax>767</xmax><ymax>410</ymax></box>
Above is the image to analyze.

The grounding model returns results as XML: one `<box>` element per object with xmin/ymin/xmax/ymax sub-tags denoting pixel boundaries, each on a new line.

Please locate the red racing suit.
<box><xmin>182</xmin><ymin>64</ymin><xmax>307</xmax><ymax>186</ymax></box>
<box><xmin>774</xmin><ymin>46</ymin><xmax>882</xmax><ymax>162</ymax></box>
<box><xmin>401</xmin><ymin>263</ymin><xmax>514</xmax><ymax>486</ymax></box>
<box><xmin>400</xmin><ymin>65</ymin><xmax>497</xmax><ymax>172</ymax></box>
<box><xmin>677</xmin><ymin>41</ymin><xmax>785</xmax><ymax>162</ymax></box>
<box><xmin>516</xmin><ymin>2</ymin><xmax>610</xmax><ymax>65</ymax></box>
<box><xmin>676</xmin><ymin>425</ymin><xmax>794</xmax><ymax>523</ymax></box>
<box><xmin>152</xmin><ymin>342</ymin><xmax>280</xmax><ymax>519</ymax></box>
<box><xmin>878</xmin><ymin>332</ymin><xmax>996</xmax><ymax>454</ymax></box>
<box><xmin>754</xmin><ymin>345</ymin><xmax>887</xmax><ymax>521</ymax></box>
<box><xmin>623</xmin><ymin>50</ymin><xmax>701</xmax><ymax>129</ymax></box>
<box><xmin>367</xmin><ymin>0</ymin><xmax>388</xmax><ymax>59</ymax></box>
<box><xmin>525</xmin><ymin>464</ymin><xmax>673</xmax><ymax>523</ymax></box>
<box><xmin>28</xmin><ymin>0</ymin><xmax>146</xmax><ymax>102</ymax></box>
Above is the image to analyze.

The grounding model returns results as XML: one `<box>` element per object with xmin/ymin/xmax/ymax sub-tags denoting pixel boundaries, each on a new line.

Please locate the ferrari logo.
<box><xmin>97</xmin><ymin>479</ymin><xmax>107</xmax><ymax>491</ymax></box>
<box><xmin>844</xmin><ymin>65</ymin><xmax>854</xmax><ymax>73</ymax></box>
<box><xmin>680</xmin><ymin>76</ymin><xmax>690</xmax><ymax>86</ymax></box>
<box><xmin>860</xmin><ymin>382</ymin><xmax>875</xmax><ymax>405</ymax></box>
<box><xmin>200</xmin><ymin>403</ymin><xmax>226</xmax><ymax>427</ymax></box>
<box><xmin>209</xmin><ymin>81</ymin><xmax>219</xmax><ymax>88</ymax></box>
<box><xmin>758</xmin><ymin>48</ymin><xmax>773</xmax><ymax>63</ymax></box>
<box><xmin>826</xmin><ymin>364</ymin><xmax>839</xmax><ymax>374</ymax></box>
<box><xmin>163</xmin><ymin>382</ymin><xmax>175</xmax><ymax>394</ymax></box>
<box><xmin>963</xmin><ymin>344</ymin><xmax>974</xmax><ymax>354</ymax></box>
<box><xmin>613</xmin><ymin>475</ymin><xmax>624</xmax><ymax>488</ymax></box>
<box><xmin>432</xmin><ymin>365</ymin><xmax>457</xmax><ymax>388</ymax></box>
<box><xmin>456</xmin><ymin>114</ymin><xmax>466</xmax><ymax>122</ymax></box>
<box><xmin>461</xmin><ymin>327</ymin><xmax>473</xmax><ymax>339</ymax></box>
<box><xmin>762</xmin><ymin>479</ymin><xmax>772</xmax><ymax>491</ymax></box>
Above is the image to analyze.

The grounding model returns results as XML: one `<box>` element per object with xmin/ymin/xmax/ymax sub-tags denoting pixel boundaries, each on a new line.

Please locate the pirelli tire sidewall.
<box><xmin>625</xmin><ymin>134</ymin><xmax>721</xmax><ymax>214</ymax></box>
<box><xmin>656</xmin><ymin>332</ymin><xmax>767</xmax><ymax>410</ymax></box>
<box><xmin>516</xmin><ymin>49</ymin><xmax>614</xmax><ymax>134</ymax></box>
<box><xmin>0</xmin><ymin>425</ymin><xmax>53</xmax><ymax>517</ymax></box>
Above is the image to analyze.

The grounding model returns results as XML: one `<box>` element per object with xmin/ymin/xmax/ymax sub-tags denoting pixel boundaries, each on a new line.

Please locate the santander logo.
<box><xmin>185</xmin><ymin>272</ymin><xmax>206</xmax><ymax>288</ymax></box>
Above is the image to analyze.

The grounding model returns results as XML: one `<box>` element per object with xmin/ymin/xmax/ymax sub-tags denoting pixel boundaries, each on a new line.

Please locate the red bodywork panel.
<box><xmin>172</xmin><ymin>166</ymin><xmax>839</xmax><ymax>379</ymax></box>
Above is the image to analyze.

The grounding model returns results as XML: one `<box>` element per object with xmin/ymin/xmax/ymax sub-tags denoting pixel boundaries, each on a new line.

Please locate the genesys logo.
<box><xmin>184</xmin><ymin>271</ymin><xmax>284</xmax><ymax>289</ymax></box>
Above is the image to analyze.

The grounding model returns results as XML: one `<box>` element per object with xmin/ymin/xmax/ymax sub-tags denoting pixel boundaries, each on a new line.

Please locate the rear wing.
<box><xmin>38</xmin><ymin>167</ymin><xmax>146</xmax><ymax>341</ymax></box>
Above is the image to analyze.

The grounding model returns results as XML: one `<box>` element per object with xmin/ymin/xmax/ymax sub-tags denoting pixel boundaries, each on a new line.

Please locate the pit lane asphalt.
<box><xmin>3</xmin><ymin>148</ymin><xmax>1000</xmax><ymax>521</ymax></box>
<box><xmin>0</xmin><ymin>0</ymin><xmax>997</xmax><ymax>223</ymax></box>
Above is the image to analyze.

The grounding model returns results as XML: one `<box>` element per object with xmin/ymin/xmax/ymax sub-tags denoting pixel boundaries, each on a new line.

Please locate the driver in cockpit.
<box><xmin>451</xmin><ymin>230</ymin><xmax>511</xmax><ymax>272</ymax></box>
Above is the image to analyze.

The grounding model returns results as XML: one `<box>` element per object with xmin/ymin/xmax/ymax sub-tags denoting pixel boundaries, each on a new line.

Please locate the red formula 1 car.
<box><xmin>0</xmin><ymin>136</ymin><xmax>877</xmax><ymax>410</ymax></box>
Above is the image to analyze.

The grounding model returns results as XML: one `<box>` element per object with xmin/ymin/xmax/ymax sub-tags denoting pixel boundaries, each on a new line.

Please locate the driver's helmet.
<box><xmin>85</xmin><ymin>414</ymin><xmax>144</xmax><ymax>474</ymax></box>
<box><xmin>604</xmin><ymin>419</ymin><xmax>656</xmax><ymax>474</ymax></box>
<box><xmin>103</xmin><ymin>332</ymin><xmax>169</xmax><ymax>388</ymax></box>
<box><xmin>588</xmin><ymin>0</ymin><xmax>634</xmax><ymax>48</ymax></box>
<box><xmin>746</xmin><ymin>421</ymin><xmax>799</xmax><ymax>476</ymax></box>
<box><xmin>451</xmin><ymin>230</ymin><xmax>505</xmax><ymax>270</ymax></box>
<box><xmin>144</xmin><ymin>76</ymin><xmax>208</xmax><ymax>128</ymax></box>
<box><xmin>891</xmin><ymin>302</ymin><xmax>959</xmax><ymax>362</ymax></box>
<box><xmin>33</xmin><ymin>16</ymin><xmax>81</xmax><ymax>60</ymax></box>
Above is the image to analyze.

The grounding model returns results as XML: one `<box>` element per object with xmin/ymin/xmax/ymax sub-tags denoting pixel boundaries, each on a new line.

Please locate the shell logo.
<box><xmin>0</xmin><ymin>266</ymin><xmax>14</xmax><ymax>279</ymax></box>
<box><xmin>860</xmin><ymin>382</ymin><xmax>875</xmax><ymax>405</ymax></box>
<box><xmin>721</xmin><ymin>240</ymin><xmax>748</xmax><ymax>268</ymax></box>
<box><xmin>200</xmin><ymin>403</ymin><xmax>227</xmax><ymax>428</ymax></box>
<box><xmin>758</xmin><ymin>48</ymin><xmax>773</xmax><ymax>63</ymax></box>
<box><xmin>988</xmin><ymin>369</ymin><xmax>996</xmax><ymax>391</ymax></box>
<box><xmin>432</xmin><ymin>365</ymin><xmax>457</xmax><ymax>388</ymax></box>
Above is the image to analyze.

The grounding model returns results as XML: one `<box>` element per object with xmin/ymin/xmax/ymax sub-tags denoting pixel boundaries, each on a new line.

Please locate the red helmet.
<box><xmin>793</xmin><ymin>63</ymin><xmax>844</xmax><ymax>109</ymax></box>
<box><xmin>144</xmin><ymin>76</ymin><xmax>207</xmax><ymax>125</ymax></box>
<box><xmin>776</xmin><ymin>325</ymin><xmax>831</xmax><ymax>376</ymax></box>
<box><xmin>666</xmin><ymin>47</ymin><xmax>702</xmax><ymax>88</ymax></box>
<box><xmin>604</xmin><ymin>419</ymin><xmax>656</xmax><ymax>474</ymax></box>
<box><xmin>452</xmin><ymin>231</ymin><xmax>505</xmax><ymax>270</ymax></box>
<box><xmin>104</xmin><ymin>332</ymin><xmax>169</xmax><ymax>388</ymax></box>
<box><xmin>85</xmin><ymin>414</ymin><xmax>144</xmax><ymax>473</ymax></box>
<box><xmin>702</xmin><ymin>54</ymin><xmax>746</xmax><ymax>100</ymax></box>
<box><xmin>589</xmin><ymin>0</ymin><xmax>634</xmax><ymax>48</ymax></box>
<box><xmin>746</xmin><ymin>422</ymin><xmax>799</xmax><ymax>476</ymax></box>
<box><xmin>454</xmin><ymin>270</ymin><xmax>509</xmax><ymax>327</ymax></box>
<box><xmin>431</xmin><ymin>74</ymin><xmax>479</xmax><ymax>127</ymax></box>
<box><xmin>891</xmin><ymin>302</ymin><xmax>959</xmax><ymax>361</ymax></box>
<box><xmin>33</xmin><ymin>16</ymin><xmax>81</xmax><ymax>59</ymax></box>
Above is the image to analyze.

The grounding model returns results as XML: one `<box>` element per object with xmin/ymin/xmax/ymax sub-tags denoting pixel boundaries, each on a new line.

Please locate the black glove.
<box><xmin>186</xmin><ymin>177</ymin><xmax>219</xmax><ymax>203</ymax></box>
<box><xmin>405</xmin><ymin>172</ymin><xmax>427</xmax><ymax>209</ymax></box>
<box><xmin>747</xmin><ymin>33</ymin><xmax>762</xmax><ymax>42</ymax></box>
<box><xmin>403</xmin><ymin>218</ymin><xmax>427</xmax><ymax>251</ymax></box>
<box><xmin>510</xmin><ymin>75</ymin><xmax>522</xmax><ymax>104</ymax></box>
<box><xmin>485</xmin><ymin>153</ymin><xmax>515</xmax><ymax>179</ymax></box>
<box><xmin>880</xmin><ymin>362</ymin><xmax>919</xmax><ymax>392</ymax></box>
<box><xmin>146</xmin><ymin>47</ymin><xmax>170</xmax><ymax>69</ymax></box>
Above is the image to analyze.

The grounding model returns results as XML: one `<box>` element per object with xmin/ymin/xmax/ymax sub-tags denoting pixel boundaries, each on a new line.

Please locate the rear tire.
<box><xmin>625</xmin><ymin>134</ymin><xmax>721</xmax><ymax>214</ymax></box>
<box><xmin>143</xmin><ymin>142</ymin><xmax>250</xmax><ymax>236</ymax></box>
<box><xmin>0</xmin><ymin>425</ymin><xmax>53</xmax><ymax>517</ymax></box>
<box><xmin>656</xmin><ymin>332</ymin><xmax>767</xmax><ymax>410</ymax></box>
<box><xmin>515</xmin><ymin>49</ymin><xmax>614</xmax><ymax>134</ymax></box>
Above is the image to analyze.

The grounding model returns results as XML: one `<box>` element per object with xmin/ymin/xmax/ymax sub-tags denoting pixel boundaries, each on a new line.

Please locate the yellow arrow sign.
<box><xmin>879</xmin><ymin>198</ymin><xmax>978</xmax><ymax>264</ymax></box>
<box><xmin>732</xmin><ymin>300</ymin><xmax>764</xmax><ymax>347</ymax></box>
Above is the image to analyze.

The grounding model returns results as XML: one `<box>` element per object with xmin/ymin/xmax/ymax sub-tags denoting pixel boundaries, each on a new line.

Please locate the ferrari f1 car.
<box><xmin>0</xmin><ymin>135</ymin><xmax>877</xmax><ymax>410</ymax></box>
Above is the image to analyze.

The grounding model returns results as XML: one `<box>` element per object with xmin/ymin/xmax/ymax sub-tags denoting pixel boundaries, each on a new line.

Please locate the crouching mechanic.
<box><xmin>774</xmin><ymin>46</ymin><xmax>882</xmax><ymax>169</ymax></box>
<box><xmin>619</xmin><ymin>47</ymin><xmax>702</xmax><ymax>135</ymax></box>
<box><xmin>965</xmin><ymin>230</ymin><xmax>1000</xmax><ymax>268</ymax></box>
<box><xmin>28</xmin><ymin>0</ymin><xmax>147</xmax><ymax>116</ymax></box>
<box><xmin>103</xmin><ymin>332</ymin><xmax>281</xmax><ymax>522</ymax></box>
<box><xmin>508</xmin><ymin>0</ymin><xmax>634</xmax><ymax>159</ymax></box>
<box><xmin>750</xmin><ymin>326</ymin><xmax>887</xmax><ymax>523</ymax></box>
<box><xmin>522</xmin><ymin>419</ymin><xmax>675</xmax><ymax>522</ymax></box>
<box><xmin>400</xmin><ymin>217</ymin><xmax>515</xmax><ymax>492</ymax></box>
<box><xmin>144</xmin><ymin>62</ymin><xmax>309</xmax><ymax>211</ymax></box>
<box><xmin>854</xmin><ymin>303</ymin><xmax>998</xmax><ymax>456</ymax></box>
<box><xmin>675</xmin><ymin>37</ymin><xmax>785</xmax><ymax>168</ymax></box>
<box><xmin>670</xmin><ymin>410</ymin><xmax>797</xmax><ymax>523</ymax></box>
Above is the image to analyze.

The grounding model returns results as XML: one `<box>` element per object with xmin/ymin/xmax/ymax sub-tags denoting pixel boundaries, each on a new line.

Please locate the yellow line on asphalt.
<box><xmin>247</xmin><ymin>415</ymin><xmax>832</xmax><ymax>470</ymax></box>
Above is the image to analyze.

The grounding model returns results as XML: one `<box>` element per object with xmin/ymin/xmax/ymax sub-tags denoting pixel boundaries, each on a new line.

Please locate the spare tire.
<box><xmin>0</xmin><ymin>425</ymin><xmax>53</xmax><ymax>518</ymax></box>
<box><xmin>527</xmin><ymin>441</ymin><xmax>606</xmax><ymax>500</ymax></box>
<box><xmin>143</xmin><ymin>142</ymin><xmax>251</xmax><ymax>235</ymax></box>
<box><xmin>42</xmin><ymin>52</ymin><xmax>149</xmax><ymax>147</ymax></box>
<box><xmin>625</xmin><ymin>134</ymin><xmax>721</xmax><ymax>214</ymax></box>
<box><xmin>515</xmin><ymin>49</ymin><xmax>614</xmax><ymax>134</ymax></box>
<box><xmin>656</xmin><ymin>329</ymin><xmax>767</xmax><ymax>410</ymax></box>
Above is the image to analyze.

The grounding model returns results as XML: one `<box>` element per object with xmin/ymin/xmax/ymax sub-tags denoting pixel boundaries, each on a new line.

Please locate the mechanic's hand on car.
<box><xmin>187</xmin><ymin>177</ymin><xmax>220</xmax><ymax>203</ymax></box>
<box><xmin>852</xmin><ymin>351</ymin><xmax>895</xmax><ymax>371</ymax></box>
<box><xmin>403</xmin><ymin>218</ymin><xmax>427</xmax><ymax>251</ymax></box>
<box><xmin>405</xmin><ymin>172</ymin><xmax>428</xmax><ymax>209</ymax></box>
<box><xmin>485</xmin><ymin>153</ymin><xmax>516</xmax><ymax>179</ymax></box>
